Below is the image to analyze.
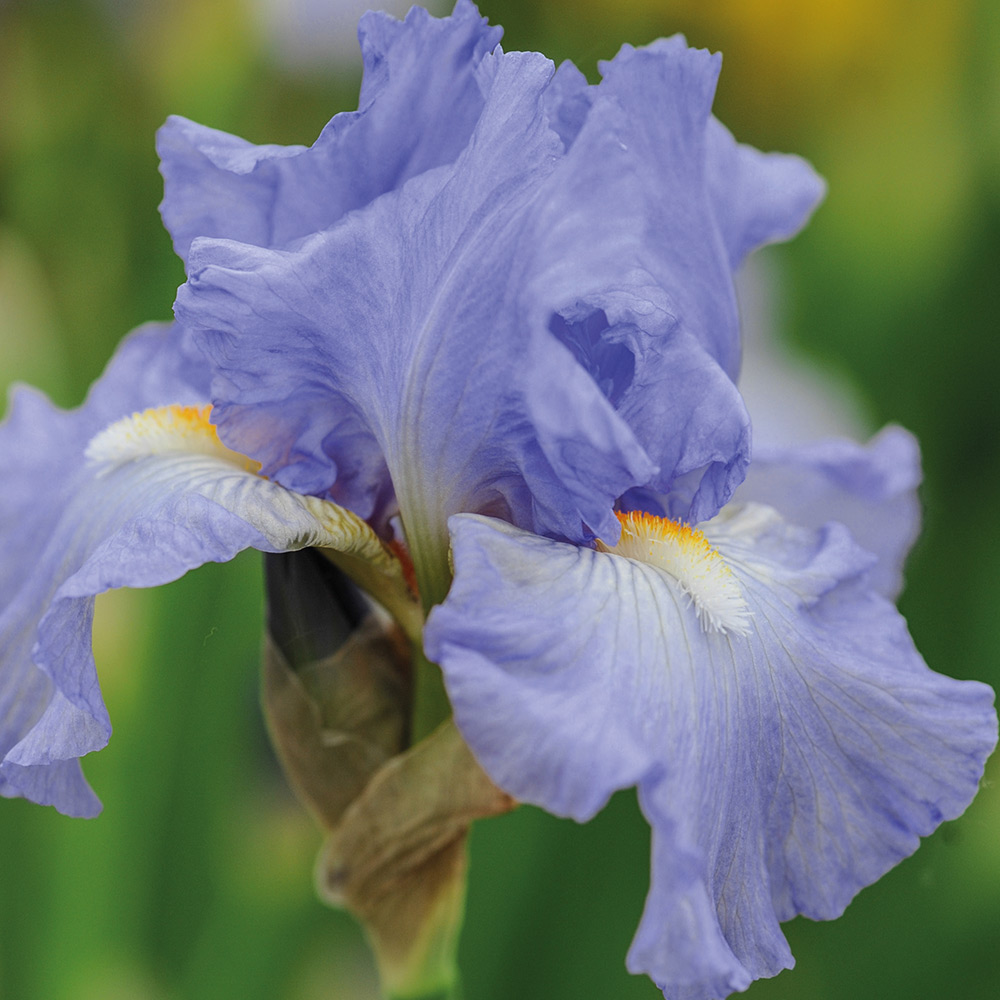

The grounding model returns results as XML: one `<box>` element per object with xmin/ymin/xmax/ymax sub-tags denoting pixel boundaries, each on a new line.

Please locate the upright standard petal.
<box><xmin>164</xmin><ymin>0</ymin><xmax>828</xmax><ymax>549</ymax></box>
<box><xmin>158</xmin><ymin>0</ymin><xmax>501</xmax><ymax>264</ymax></box>
<box><xmin>522</xmin><ymin>39</ymin><xmax>759</xmax><ymax>522</ymax></box>
<box><xmin>524</xmin><ymin>38</ymin><xmax>823</xmax><ymax>519</ymax></box>
<box><xmin>176</xmin><ymin>18</ymin><xmax>825</xmax><ymax>554</ymax></box>
<box><xmin>0</xmin><ymin>326</ymin><xmax>414</xmax><ymax>816</ymax></box>
<box><xmin>424</xmin><ymin>509</ymin><xmax>996</xmax><ymax>1000</ymax></box>
<box><xmin>705</xmin><ymin>116</ymin><xmax>826</xmax><ymax>272</ymax></box>
<box><xmin>176</xmin><ymin>45</ymin><xmax>657</xmax><ymax>559</ymax></box>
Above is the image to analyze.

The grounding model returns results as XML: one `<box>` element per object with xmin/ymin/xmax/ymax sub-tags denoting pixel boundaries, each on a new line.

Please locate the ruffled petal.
<box><xmin>179</xmin><ymin>27</ymin><xmax>824</xmax><ymax>540</ymax></box>
<box><xmin>705</xmin><ymin>117</ymin><xmax>826</xmax><ymax>271</ymax></box>
<box><xmin>424</xmin><ymin>517</ymin><xmax>651</xmax><ymax>819</ymax></box>
<box><xmin>0</xmin><ymin>327</ymin><xmax>412</xmax><ymax>816</ymax></box>
<box><xmin>541</xmin><ymin>59</ymin><xmax>593</xmax><ymax>151</ymax></box>
<box><xmin>542</xmin><ymin>50</ymin><xmax>825</xmax><ymax>282</ymax></box>
<box><xmin>425</xmin><ymin>508</ymin><xmax>996</xmax><ymax>999</ymax></box>
<box><xmin>1</xmin><ymin>323</ymin><xmax>208</xmax><ymax>814</ymax></box>
<box><xmin>158</xmin><ymin>0</ymin><xmax>501</xmax><ymax>263</ymax></box>
<box><xmin>521</xmin><ymin>39</ymin><xmax>757</xmax><ymax>520</ymax></box>
<box><xmin>541</xmin><ymin>38</ymin><xmax>819</xmax><ymax>383</ymax></box>
<box><xmin>1</xmin><ymin>324</ymin><xmax>209</xmax><ymax>608</ymax></box>
<box><xmin>737</xmin><ymin>426</ymin><xmax>921</xmax><ymax>598</ymax></box>
<box><xmin>176</xmin><ymin>46</ymin><xmax>655</xmax><ymax>544</ymax></box>
<box><xmin>589</xmin><ymin>39</ymin><xmax>737</xmax><ymax>375</ymax></box>
<box><xmin>613</xmin><ymin>328</ymin><xmax>751</xmax><ymax>522</ymax></box>
<box><xmin>522</xmin><ymin>39</ymin><xmax>819</xmax><ymax>517</ymax></box>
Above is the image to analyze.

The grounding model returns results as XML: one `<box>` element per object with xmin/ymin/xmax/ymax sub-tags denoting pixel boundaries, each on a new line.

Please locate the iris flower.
<box><xmin>0</xmin><ymin>3</ymin><xmax>994</xmax><ymax>999</ymax></box>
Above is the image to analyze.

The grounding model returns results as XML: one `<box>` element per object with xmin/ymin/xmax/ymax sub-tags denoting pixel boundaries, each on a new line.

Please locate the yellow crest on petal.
<box><xmin>84</xmin><ymin>404</ymin><xmax>421</xmax><ymax>640</ymax></box>
<box><xmin>597</xmin><ymin>510</ymin><xmax>751</xmax><ymax>635</ymax></box>
<box><xmin>85</xmin><ymin>404</ymin><xmax>261</xmax><ymax>474</ymax></box>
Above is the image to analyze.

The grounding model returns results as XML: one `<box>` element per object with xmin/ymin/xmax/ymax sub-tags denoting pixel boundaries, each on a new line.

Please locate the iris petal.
<box><xmin>737</xmin><ymin>426</ymin><xmax>921</xmax><ymax>598</ymax></box>
<box><xmin>158</xmin><ymin>0</ymin><xmax>500</xmax><ymax>264</ymax></box>
<box><xmin>176</xmin><ymin>23</ymin><xmax>823</xmax><ymax>541</ymax></box>
<box><xmin>177</xmin><ymin>46</ymin><xmax>655</xmax><ymax>544</ymax></box>
<box><xmin>1</xmin><ymin>323</ymin><xmax>207</xmax><ymax>814</ymax></box>
<box><xmin>0</xmin><ymin>325</ymin><xmax>413</xmax><ymax>816</ymax></box>
<box><xmin>705</xmin><ymin>116</ymin><xmax>827</xmax><ymax>271</ymax></box>
<box><xmin>425</xmin><ymin>508</ymin><xmax>996</xmax><ymax>999</ymax></box>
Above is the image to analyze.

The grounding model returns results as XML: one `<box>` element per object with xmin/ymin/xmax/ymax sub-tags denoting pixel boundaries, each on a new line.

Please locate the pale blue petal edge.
<box><xmin>736</xmin><ymin>425</ymin><xmax>921</xmax><ymax>598</ymax></box>
<box><xmin>706</xmin><ymin>116</ymin><xmax>826</xmax><ymax>270</ymax></box>
<box><xmin>157</xmin><ymin>0</ymin><xmax>501</xmax><ymax>263</ymax></box>
<box><xmin>0</xmin><ymin>324</ymin><xmax>209</xmax><ymax>815</ymax></box>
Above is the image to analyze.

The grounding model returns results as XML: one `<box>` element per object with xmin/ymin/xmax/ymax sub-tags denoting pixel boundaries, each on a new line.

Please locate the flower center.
<box><xmin>85</xmin><ymin>404</ymin><xmax>261</xmax><ymax>473</ymax></box>
<box><xmin>596</xmin><ymin>510</ymin><xmax>751</xmax><ymax>635</ymax></box>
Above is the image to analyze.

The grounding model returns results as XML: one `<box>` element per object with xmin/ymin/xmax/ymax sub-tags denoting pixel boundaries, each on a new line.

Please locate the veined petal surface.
<box><xmin>1</xmin><ymin>325</ymin><xmax>209</xmax><ymax>610</ymax></box>
<box><xmin>1</xmin><ymin>324</ymin><xmax>208</xmax><ymax>814</ymax></box>
<box><xmin>0</xmin><ymin>326</ymin><xmax>411</xmax><ymax>816</ymax></box>
<box><xmin>176</xmin><ymin>11</ymin><xmax>823</xmax><ymax>544</ymax></box>
<box><xmin>424</xmin><ymin>509</ymin><xmax>996</xmax><ymax>1000</ymax></box>
<box><xmin>176</xmin><ymin>45</ymin><xmax>654</xmax><ymax>546</ymax></box>
<box><xmin>522</xmin><ymin>39</ymin><xmax>760</xmax><ymax>521</ymax></box>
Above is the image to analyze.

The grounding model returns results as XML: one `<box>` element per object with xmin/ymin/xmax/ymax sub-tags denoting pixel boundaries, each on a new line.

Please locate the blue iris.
<box><xmin>1</xmin><ymin>6</ymin><xmax>994</xmax><ymax>1000</ymax></box>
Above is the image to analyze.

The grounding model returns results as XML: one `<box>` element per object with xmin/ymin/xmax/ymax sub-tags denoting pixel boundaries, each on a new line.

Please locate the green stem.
<box><xmin>411</xmin><ymin>645</ymin><xmax>452</xmax><ymax>743</ymax></box>
<box><xmin>402</xmin><ymin>513</ymin><xmax>455</xmax><ymax>743</ymax></box>
<box><xmin>407</xmin><ymin>524</ymin><xmax>453</xmax><ymax>616</ymax></box>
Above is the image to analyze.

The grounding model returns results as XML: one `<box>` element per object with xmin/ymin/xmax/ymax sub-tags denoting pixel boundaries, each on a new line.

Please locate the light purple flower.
<box><xmin>170</xmin><ymin>1</ymin><xmax>823</xmax><ymax>578</ymax></box>
<box><xmin>423</xmin><ymin>431</ymin><xmax>997</xmax><ymax>999</ymax></box>
<box><xmin>2</xmin><ymin>6</ymin><xmax>991</xmax><ymax>1000</ymax></box>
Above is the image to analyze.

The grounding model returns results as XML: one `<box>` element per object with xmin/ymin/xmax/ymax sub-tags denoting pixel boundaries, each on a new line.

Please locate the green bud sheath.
<box><xmin>317</xmin><ymin>721</ymin><xmax>514</xmax><ymax>1000</ymax></box>
<box><xmin>262</xmin><ymin>550</ymin><xmax>515</xmax><ymax>999</ymax></box>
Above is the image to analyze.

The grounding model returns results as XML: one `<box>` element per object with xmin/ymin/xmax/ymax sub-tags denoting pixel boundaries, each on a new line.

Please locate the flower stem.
<box><xmin>411</xmin><ymin>645</ymin><xmax>452</xmax><ymax>743</ymax></box>
<box><xmin>402</xmin><ymin>513</ymin><xmax>455</xmax><ymax>742</ymax></box>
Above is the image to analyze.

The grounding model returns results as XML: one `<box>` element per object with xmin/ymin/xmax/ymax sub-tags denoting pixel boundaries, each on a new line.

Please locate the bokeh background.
<box><xmin>1</xmin><ymin>0</ymin><xmax>998</xmax><ymax>997</ymax></box>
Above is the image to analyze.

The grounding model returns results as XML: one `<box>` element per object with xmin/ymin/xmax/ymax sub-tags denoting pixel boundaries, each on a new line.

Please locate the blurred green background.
<box><xmin>1</xmin><ymin>0</ymin><xmax>998</xmax><ymax>997</ymax></box>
